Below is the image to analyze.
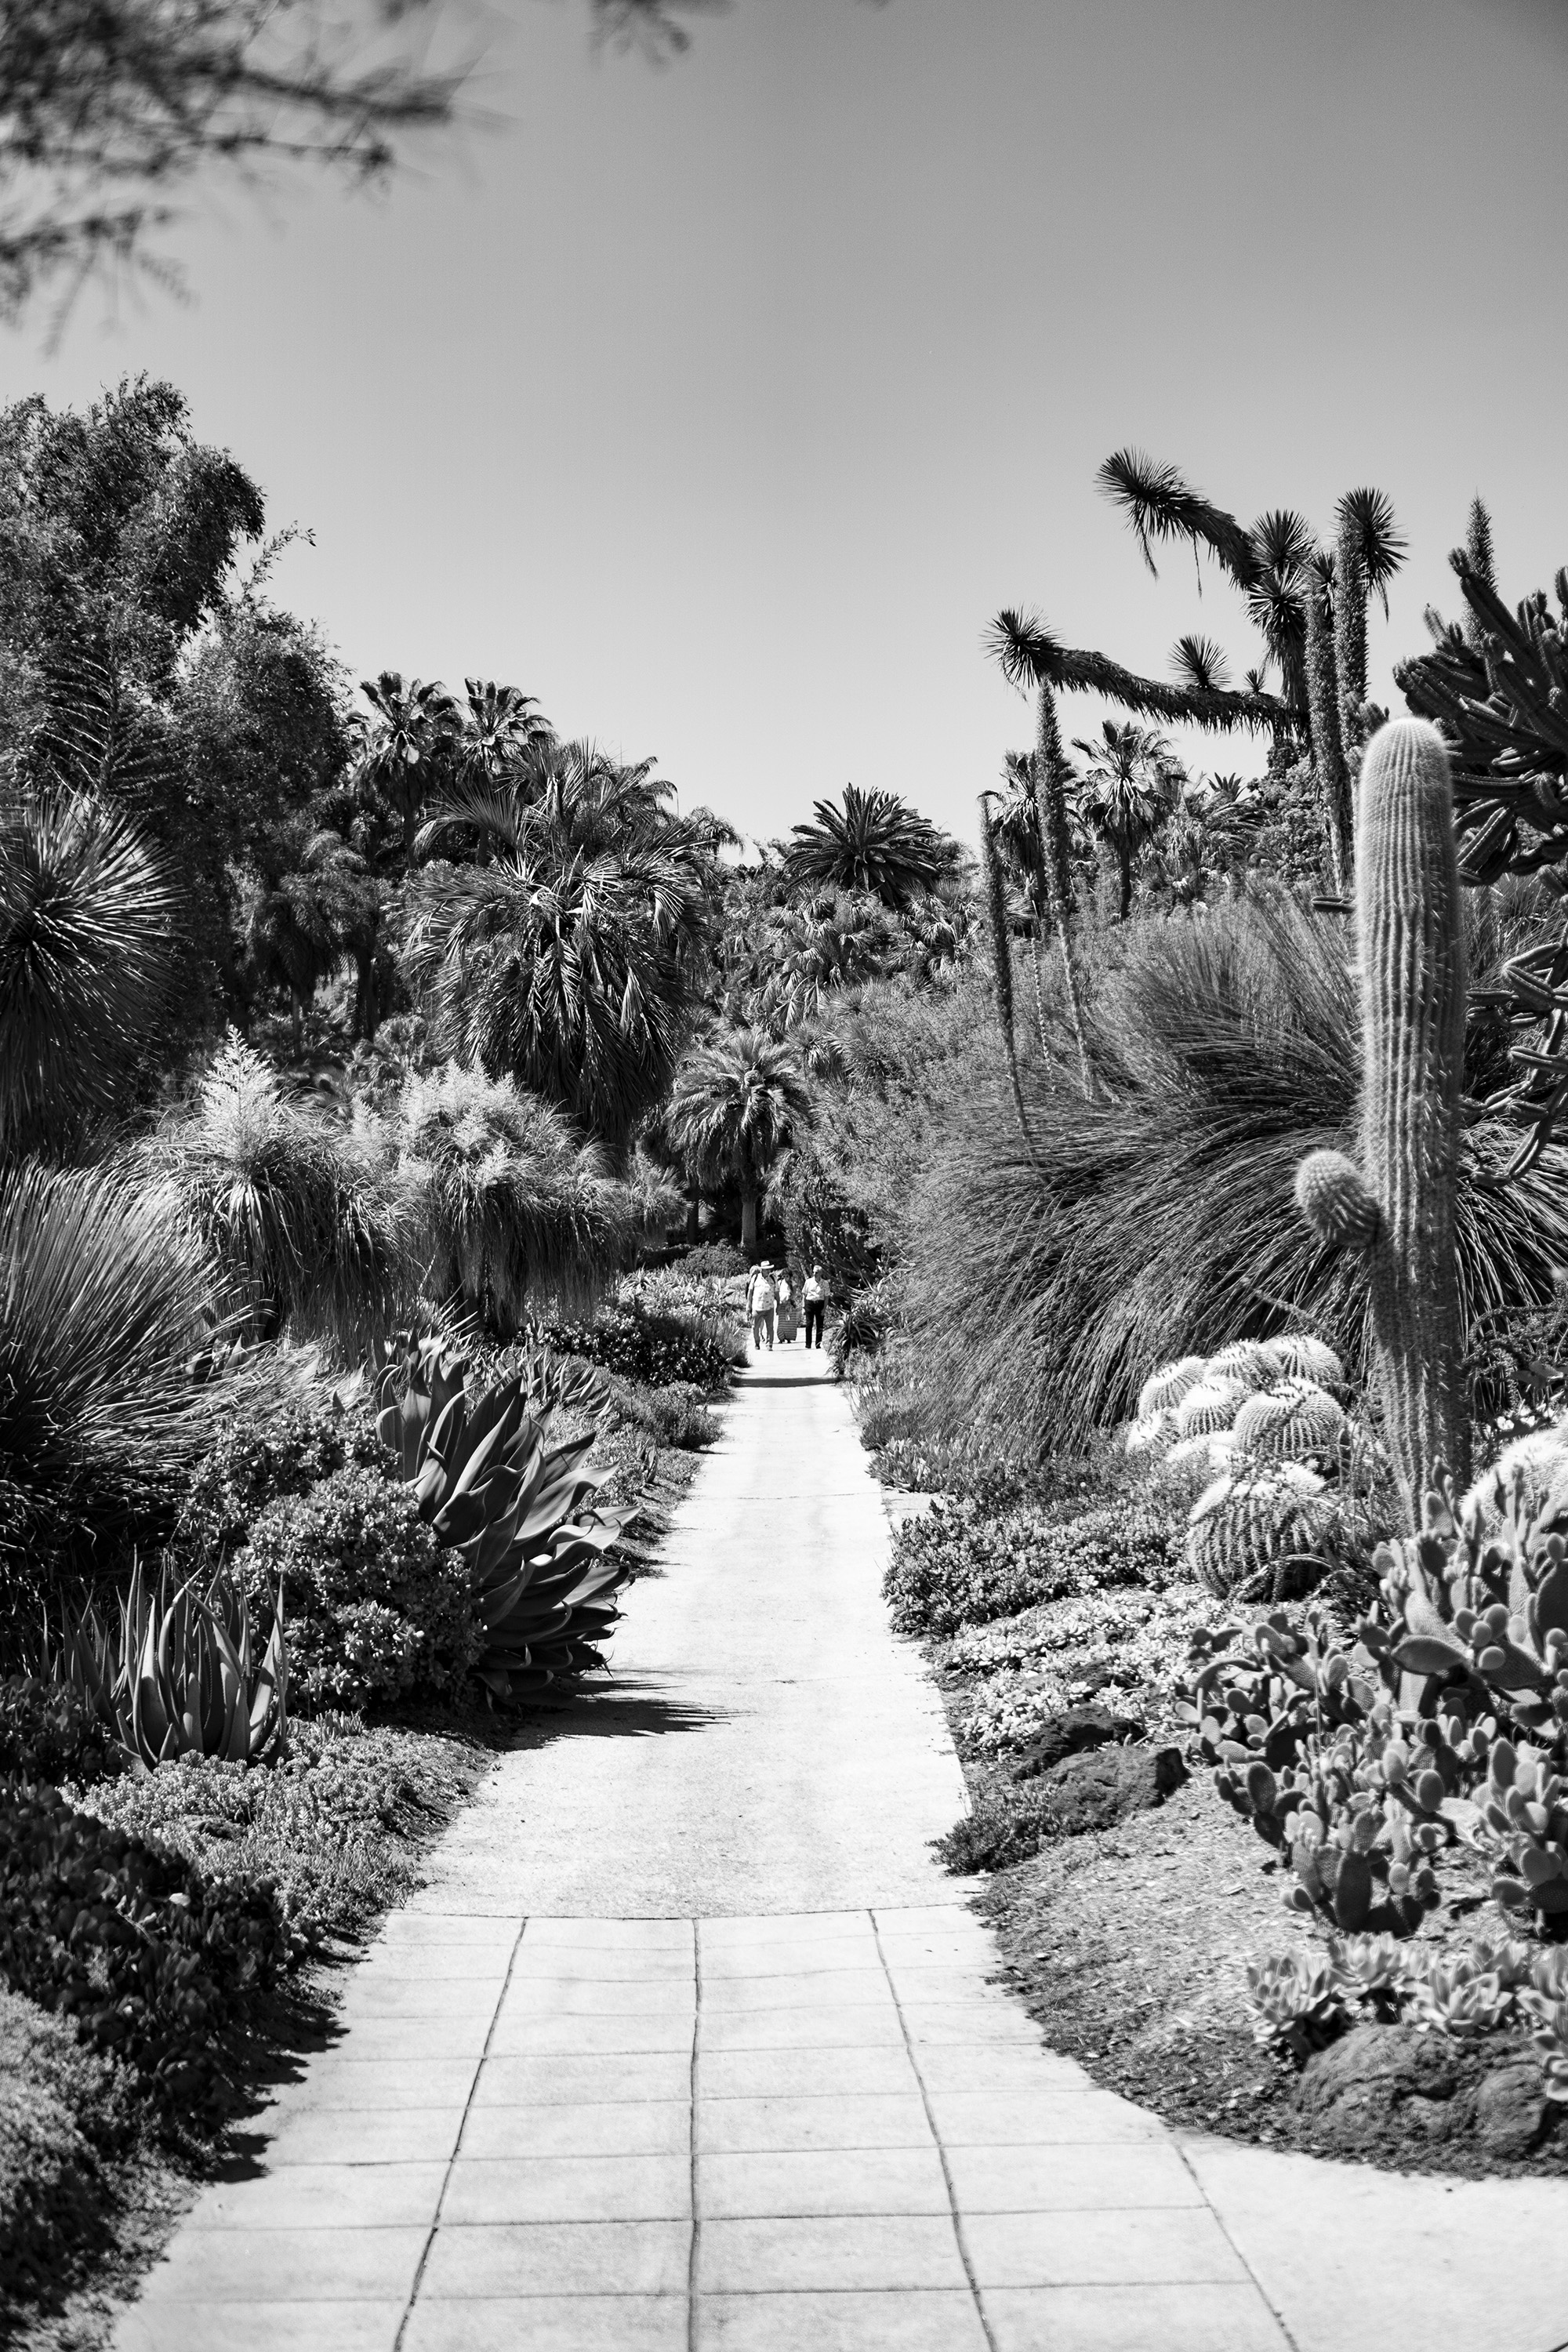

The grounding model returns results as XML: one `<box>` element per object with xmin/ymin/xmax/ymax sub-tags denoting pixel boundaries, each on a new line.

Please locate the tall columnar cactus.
<box><xmin>1294</xmin><ymin>720</ymin><xmax>1468</xmax><ymax>1518</ymax></box>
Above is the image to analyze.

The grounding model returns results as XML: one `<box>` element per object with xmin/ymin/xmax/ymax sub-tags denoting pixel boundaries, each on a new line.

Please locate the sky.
<box><xmin>10</xmin><ymin>0</ymin><xmax>1568</xmax><ymax>851</ymax></box>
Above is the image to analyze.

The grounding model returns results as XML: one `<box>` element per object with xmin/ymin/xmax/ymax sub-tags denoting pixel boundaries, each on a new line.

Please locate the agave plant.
<box><xmin>53</xmin><ymin>1559</ymin><xmax>288</xmax><ymax>1766</ymax></box>
<box><xmin>371</xmin><ymin>1332</ymin><xmax>630</xmax><ymax>1696</ymax></box>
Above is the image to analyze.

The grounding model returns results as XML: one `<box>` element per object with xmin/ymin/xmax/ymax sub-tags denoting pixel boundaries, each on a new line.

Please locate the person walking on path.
<box><xmin>803</xmin><ymin>1261</ymin><xmax>828</xmax><ymax>1348</ymax></box>
<box><xmin>775</xmin><ymin>1268</ymin><xmax>799</xmax><ymax>1344</ymax></box>
<box><xmin>746</xmin><ymin>1258</ymin><xmax>777</xmax><ymax>1351</ymax></box>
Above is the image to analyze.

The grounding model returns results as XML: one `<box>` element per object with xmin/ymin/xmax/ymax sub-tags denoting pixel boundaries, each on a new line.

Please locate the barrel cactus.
<box><xmin>1232</xmin><ymin>1379</ymin><xmax>1347</xmax><ymax>1465</ymax></box>
<box><xmin>1188</xmin><ymin>1462</ymin><xmax>1327</xmax><ymax>1599</ymax></box>
<box><xmin>1294</xmin><ymin>719</ymin><xmax>1468</xmax><ymax>1519</ymax></box>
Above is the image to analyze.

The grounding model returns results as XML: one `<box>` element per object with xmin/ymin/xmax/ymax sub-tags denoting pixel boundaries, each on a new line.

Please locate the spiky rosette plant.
<box><xmin>53</xmin><ymin>1559</ymin><xmax>288</xmax><ymax>1766</ymax></box>
<box><xmin>371</xmin><ymin>1331</ymin><xmax>629</xmax><ymax>1696</ymax></box>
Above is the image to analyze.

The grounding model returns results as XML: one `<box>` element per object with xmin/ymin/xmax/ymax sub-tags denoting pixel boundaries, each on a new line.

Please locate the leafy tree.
<box><xmin>781</xmin><ymin>783</ymin><xmax>953</xmax><ymax>909</ymax></box>
<box><xmin>0</xmin><ymin>379</ymin><xmax>265</xmax><ymax>713</ymax></box>
<box><xmin>1069</xmin><ymin>720</ymin><xmax>1183</xmax><ymax>919</ymax></box>
<box><xmin>0</xmin><ymin>0</ymin><xmax>713</xmax><ymax>325</ymax></box>
<box><xmin>665</xmin><ymin>1026</ymin><xmax>813</xmax><ymax>1258</ymax></box>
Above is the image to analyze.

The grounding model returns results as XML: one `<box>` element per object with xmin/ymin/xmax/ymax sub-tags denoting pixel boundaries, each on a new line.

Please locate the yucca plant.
<box><xmin>371</xmin><ymin>1331</ymin><xmax>630</xmax><ymax>1696</ymax></box>
<box><xmin>53</xmin><ymin>1559</ymin><xmax>288</xmax><ymax>1766</ymax></box>
<box><xmin>144</xmin><ymin>1035</ymin><xmax>411</xmax><ymax>1360</ymax></box>
<box><xmin>0</xmin><ymin>788</ymin><xmax>180</xmax><ymax>1156</ymax></box>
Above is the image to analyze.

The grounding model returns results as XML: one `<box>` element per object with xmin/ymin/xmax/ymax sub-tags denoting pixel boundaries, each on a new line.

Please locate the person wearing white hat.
<box><xmin>746</xmin><ymin>1258</ymin><xmax>777</xmax><ymax>1352</ymax></box>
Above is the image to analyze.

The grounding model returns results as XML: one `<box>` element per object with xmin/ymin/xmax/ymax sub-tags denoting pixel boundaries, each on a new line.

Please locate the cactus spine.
<box><xmin>1294</xmin><ymin>719</ymin><xmax>1468</xmax><ymax>1518</ymax></box>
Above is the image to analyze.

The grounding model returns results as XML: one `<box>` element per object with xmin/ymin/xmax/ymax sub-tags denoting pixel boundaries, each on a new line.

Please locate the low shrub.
<box><xmin>235</xmin><ymin>1468</ymin><xmax>480</xmax><ymax>1712</ymax></box>
<box><xmin>0</xmin><ymin>1779</ymin><xmax>292</xmax><ymax>2115</ymax></box>
<box><xmin>885</xmin><ymin>1495</ymin><xmax>1183</xmax><ymax>1639</ymax></box>
<box><xmin>681</xmin><ymin>1242</ymin><xmax>746</xmax><ymax>1279</ymax></box>
<box><xmin>531</xmin><ymin>1297</ymin><xmax>743</xmax><ymax>1392</ymax></box>
<box><xmin>175</xmin><ymin>1397</ymin><xmax>385</xmax><ymax>1566</ymax></box>
<box><xmin>0</xmin><ymin>1984</ymin><xmax>135</xmax><ymax>2322</ymax></box>
<box><xmin>602</xmin><ymin>1376</ymin><xmax>719</xmax><ymax>1452</ymax></box>
<box><xmin>75</xmin><ymin>1716</ymin><xmax>486</xmax><ymax>1947</ymax></box>
<box><xmin>0</xmin><ymin>1677</ymin><xmax>122</xmax><ymax>1789</ymax></box>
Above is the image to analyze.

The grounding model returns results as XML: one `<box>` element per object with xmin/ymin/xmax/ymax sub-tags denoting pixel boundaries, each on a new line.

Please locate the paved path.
<box><xmin>114</xmin><ymin>1352</ymin><xmax>1568</xmax><ymax>2352</ymax></box>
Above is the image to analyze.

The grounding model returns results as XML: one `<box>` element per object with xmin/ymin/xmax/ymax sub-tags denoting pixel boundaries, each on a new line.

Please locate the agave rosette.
<box><xmin>55</xmin><ymin>1559</ymin><xmax>288</xmax><ymax>1766</ymax></box>
<box><xmin>372</xmin><ymin>1331</ymin><xmax>630</xmax><ymax>1696</ymax></box>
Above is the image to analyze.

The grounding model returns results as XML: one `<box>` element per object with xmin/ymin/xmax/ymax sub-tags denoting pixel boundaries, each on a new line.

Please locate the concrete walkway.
<box><xmin>114</xmin><ymin>1352</ymin><xmax>1568</xmax><ymax>2352</ymax></box>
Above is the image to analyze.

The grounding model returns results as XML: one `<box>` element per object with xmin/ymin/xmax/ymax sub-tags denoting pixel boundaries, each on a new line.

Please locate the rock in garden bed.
<box><xmin>977</xmin><ymin>1780</ymin><xmax>1568</xmax><ymax>2180</ymax></box>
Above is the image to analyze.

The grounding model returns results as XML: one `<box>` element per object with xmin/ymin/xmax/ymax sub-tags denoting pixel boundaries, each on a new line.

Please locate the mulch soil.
<box><xmin>942</xmin><ymin>1713</ymin><xmax>1568</xmax><ymax>2180</ymax></box>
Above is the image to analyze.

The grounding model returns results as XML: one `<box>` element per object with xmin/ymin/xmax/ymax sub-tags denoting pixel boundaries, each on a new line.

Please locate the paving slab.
<box><xmin>110</xmin><ymin>1357</ymin><xmax>1568</xmax><ymax>2352</ymax></box>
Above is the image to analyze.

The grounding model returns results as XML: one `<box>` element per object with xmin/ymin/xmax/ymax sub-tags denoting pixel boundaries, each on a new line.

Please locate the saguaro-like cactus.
<box><xmin>1294</xmin><ymin>719</ymin><xmax>1468</xmax><ymax>1517</ymax></box>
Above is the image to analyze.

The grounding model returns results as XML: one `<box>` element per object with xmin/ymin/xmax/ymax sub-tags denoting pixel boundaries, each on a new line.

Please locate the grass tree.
<box><xmin>143</xmin><ymin>1036</ymin><xmax>408</xmax><ymax>1359</ymax></box>
<box><xmin>397</xmin><ymin>1062</ymin><xmax>632</xmax><ymax>1332</ymax></box>
<box><xmin>666</xmin><ymin>1026</ymin><xmax>813</xmax><ymax>1258</ymax></box>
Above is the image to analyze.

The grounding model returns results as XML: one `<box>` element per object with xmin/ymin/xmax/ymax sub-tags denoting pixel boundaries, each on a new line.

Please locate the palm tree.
<box><xmin>665</xmin><ymin>1027</ymin><xmax>814</xmax><ymax>1257</ymax></box>
<box><xmin>1070</xmin><ymin>720</ymin><xmax>1183</xmax><ymax>919</ymax></box>
<box><xmin>0</xmin><ymin>789</ymin><xmax>179</xmax><ymax>1156</ymax></box>
<box><xmin>352</xmin><ymin>673</ymin><xmax>459</xmax><ymax>856</ymax></box>
<box><xmin>456</xmin><ymin>681</ymin><xmax>554</xmax><ymax>786</ymax></box>
<box><xmin>781</xmin><ymin>785</ymin><xmax>950</xmax><ymax>909</ymax></box>
<box><xmin>239</xmin><ymin>823</ymin><xmax>365</xmax><ymax>1051</ymax></box>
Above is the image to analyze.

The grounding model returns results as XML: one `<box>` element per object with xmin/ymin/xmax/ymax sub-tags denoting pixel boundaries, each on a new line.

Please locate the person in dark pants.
<box><xmin>803</xmin><ymin>1262</ymin><xmax>828</xmax><ymax>1348</ymax></box>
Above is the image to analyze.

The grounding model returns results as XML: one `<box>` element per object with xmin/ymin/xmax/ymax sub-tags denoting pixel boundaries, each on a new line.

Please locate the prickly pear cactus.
<box><xmin>1293</xmin><ymin>719</ymin><xmax>1468</xmax><ymax>1520</ymax></box>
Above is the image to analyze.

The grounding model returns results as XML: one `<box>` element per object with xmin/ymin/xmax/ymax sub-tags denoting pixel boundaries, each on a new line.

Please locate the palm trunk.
<box><xmin>741</xmin><ymin>1189</ymin><xmax>760</xmax><ymax>1256</ymax></box>
<box><xmin>1034</xmin><ymin>687</ymin><xmax>1094</xmax><ymax>1096</ymax></box>
<box><xmin>1117</xmin><ymin>844</ymin><xmax>1132</xmax><ymax>921</ymax></box>
<box><xmin>685</xmin><ymin>1190</ymin><xmax>701</xmax><ymax>1243</ymax></box>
